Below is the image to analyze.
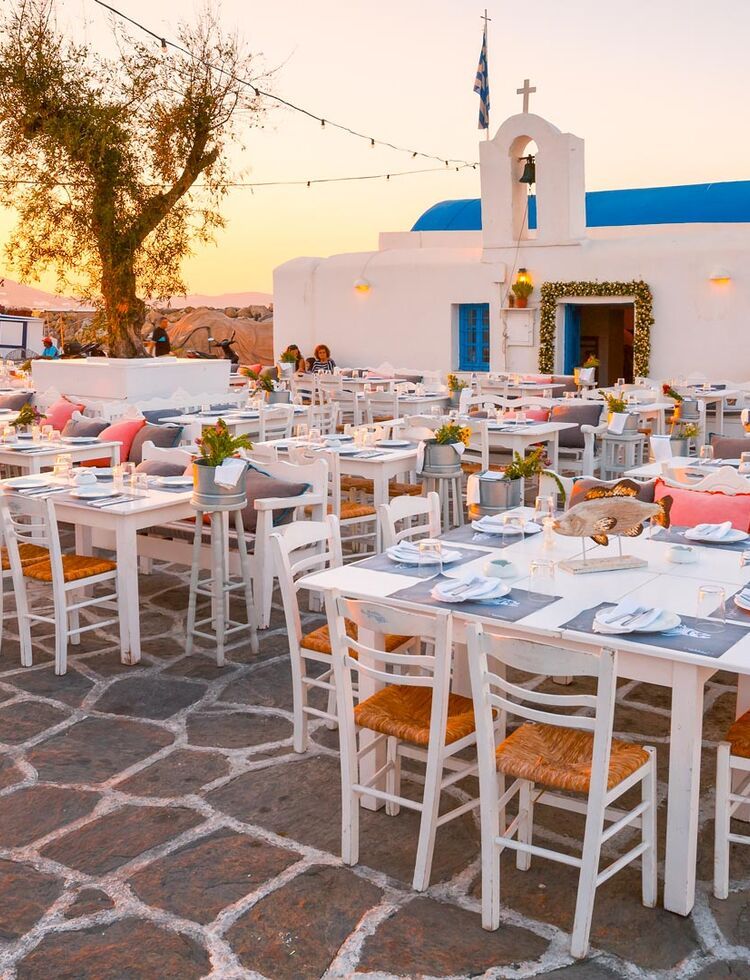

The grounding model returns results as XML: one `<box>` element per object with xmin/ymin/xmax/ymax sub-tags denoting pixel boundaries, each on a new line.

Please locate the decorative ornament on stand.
<box><xmin>538</xmin><ymin>280</ymin><xmax>654</xmax><ymax>378</ymax></box>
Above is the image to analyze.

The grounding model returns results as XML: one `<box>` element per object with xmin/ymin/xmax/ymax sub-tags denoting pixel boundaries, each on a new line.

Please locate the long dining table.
<box><xmin>301</xmin><ymin>515</ymin><xmax>750</xmax><ymax>918</ymax></box>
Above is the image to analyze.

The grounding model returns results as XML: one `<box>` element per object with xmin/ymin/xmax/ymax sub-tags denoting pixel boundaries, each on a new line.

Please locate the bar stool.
<box><xmin>421</xmin><ymin>468</ymin><xmax>464</xmax><ymax>529</ymax></box>
<box><xmin>600</xmin><ymin>432</ymin><xmax>647</xmax><ymax>482</ymax></box>
<box><xmin>185</xmin><ymin>490</ymin><xmax>259</xmax><ymax>666</ymax></box>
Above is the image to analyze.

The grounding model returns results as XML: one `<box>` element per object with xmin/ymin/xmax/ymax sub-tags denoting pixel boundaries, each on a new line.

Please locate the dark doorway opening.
<box><xmin>564</xmin><ymin>303</ymin><xmax>635</xmax><ymax>385</ymax></box>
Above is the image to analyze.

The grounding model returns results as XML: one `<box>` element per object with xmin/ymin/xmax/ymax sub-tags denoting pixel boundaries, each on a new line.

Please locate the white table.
<box><xmin>0</xmin><ymin>439</ymin><xmax>121</xmax><ymax>474</ymax></box>
<box><xmin>397</xmin><ymin>393</ymin><xmax>450</xmax><ymax>415</ymax></box>
<box><xmin>684</xmin><ymin>388</ymin><xmax>740</xmax><ymax>436</ymax></box>
<box><xmin>478</xmin><ymin>420</ymin><xmax>577</xmax><ymax>471</ymax></box>
<box><xmin>162</xmin><ymin>408</ymin><xmax>308</xmax><ymax>442</ymax></box>
<box><xmin>624</xmin><ymin>456</ymin><xmax>750</xmax><ymax>485</ymax></box>
<box><xmin>302</xmin><ymin>522</ymin><xmax>750</xmax><ymax>918</ymax></box>
<box><xmin>341</xmin><ymin>376</ymin><xmax>397</xmax><ymax>392</ymax></box>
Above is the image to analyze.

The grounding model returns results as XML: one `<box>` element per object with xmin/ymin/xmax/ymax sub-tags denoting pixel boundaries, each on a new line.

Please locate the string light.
<box><xmin>90</xmin><ymin>0</ymin><xmax>479</xmax><ymax>168</ymax></box>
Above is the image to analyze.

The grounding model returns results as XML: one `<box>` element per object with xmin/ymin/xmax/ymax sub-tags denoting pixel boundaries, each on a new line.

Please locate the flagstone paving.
<box><xmin>0</xmin><ymin>559</ymin><xmax>747</xmax><ymax>979</ymax></box>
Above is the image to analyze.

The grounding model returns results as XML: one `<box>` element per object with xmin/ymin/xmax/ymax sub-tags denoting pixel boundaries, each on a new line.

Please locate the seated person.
<box><xmin>41</xmin><ymin>336</ymin><xmax>60</xmax><ymax>358</ymax></box>
<box><xmin>310</xmin><ymin>343</ymin><xmax>336</xmax><ymax>373</ymax></box>
<box><xmin>283</xmin><ymin>343</ymin><xmax>306</xmax><ymax>372</ymax></box>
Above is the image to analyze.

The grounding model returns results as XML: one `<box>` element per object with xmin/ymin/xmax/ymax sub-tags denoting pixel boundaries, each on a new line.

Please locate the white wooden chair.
<box><xmin>714</xmin><ymin>710</ymin><xmax>750</xmax><ymax>899</ymax></box>
<box><xmin>309</xmin><ymin>400</ymin><xmax>340</xmax><ymax>435</ymax></box>
<box><xmin>363</xmin><ymin>389</ymin><xmax>400</xmax><ymax>424</ymax></box>
<box><xmin>538</xmin><ymin>469</ymin><xmax>576</xmax><ymax>511</ymax></box>
<box><xmin>378</xmin><ymin>492</ymin><xmax>441</xmax><ymax>549</ymax></box>
<box><xmin>326</xmin><ymin>591</ymin><xmax>479</xmax><ymax>890</ymax></box>
<box><xmin>558</xmin><ymin>421</ymin><xmax>608</xmax><ymax>477</ymax></box>
<box><xmin>270</xmin><ymin>515</ymin><xmax>343</xmax><ymax>752</ymax></box>
<box><xmin>466</xmin><ymin>623</ymin><xmax>657</xmax><ymax>959</ymax></box>
<box><xmin>0</xmin><ymin>494</ymin><xmax>123</xmax><ymax>675</ymax></box>
<box><xmin>258</xmin><ymin>405</ymin><xmax>295</xmax><ymax>441</ymax></box>
<box><xmin>141</xmin><ymin>441</ymin><xmax>195</xmax><ymax>467</ymax></box>
<box><xmin>660</xmin><ymin>464</ymin><xmax>750</xmax><ymax>493</ymax></box>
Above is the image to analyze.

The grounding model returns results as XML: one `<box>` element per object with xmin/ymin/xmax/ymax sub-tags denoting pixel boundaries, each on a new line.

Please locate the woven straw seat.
<box><xmin>1</xmin><ymin>543</ymin><xmax>49</xmax><ymax>570</ymax></box>
<box><xmin>389</xmin><ymin>482</ymin><xmax>423</xmax><ymax>497</ymax></box>
<box><xmin>25</xmin><ymin>554</ymin><xmax>117</xmax><ymax>584</ymax></box>
<box><xmin>726</xmin><ymin>709</ymin><xmax>750</xmax><ymax>758</ymax></box>
<box><xmin>354</xmin><ymin>685</ymin><xmax>476</xmax><ymax>747</ymax></box>
<box><xmin>300</xmin><ymin>618</ymin><xmax>410</xmax><ymax>656</ymax></box>
<box><xmin>461</xmin><ymin>462</ymin><xmax>505</xmax><ymax>475</ymax></box>
<box><xmin>304</xmin><ymin>501</ymin><xmax>376</xmax><ymax>520</ymax></box>
<box><xmin>341</xmin><ymin>475</ymin><xmax>374</xmax><ymax>493</ymax></box>
<box><xmin>495</xmin><ymin>722</ymin><xmax>650</xmax><ymax>793</ymax></box>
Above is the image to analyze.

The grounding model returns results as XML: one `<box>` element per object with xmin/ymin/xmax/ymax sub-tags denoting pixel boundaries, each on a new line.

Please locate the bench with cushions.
<box><xmin>62</xmin><ymin>415</ymin><xmax>184</xmax><ymax>466</ymax></box>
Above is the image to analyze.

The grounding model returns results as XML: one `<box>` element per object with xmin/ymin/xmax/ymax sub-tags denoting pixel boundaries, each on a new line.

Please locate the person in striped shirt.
<box><xmin>310</xmin><ymin>344</ymin><xmax>336</xmax><ymax>373</ymax></box>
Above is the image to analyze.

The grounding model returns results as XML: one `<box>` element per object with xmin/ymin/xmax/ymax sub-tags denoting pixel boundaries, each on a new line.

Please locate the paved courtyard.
<box><xmin>0</xmin><ymin>559</ymin><xmax>748</xmax><ymax>979</ymax></box>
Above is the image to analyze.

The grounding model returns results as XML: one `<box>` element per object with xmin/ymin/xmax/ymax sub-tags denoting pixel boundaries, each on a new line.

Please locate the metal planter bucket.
<box><xmin>192</xmin><ymin>460</ymin><xmax>248</xmax><ymax>509</ymax></box>
<box><xmin>278</xmin><ymin>362</ymin><xmax>294</xmax><ymax>379</ymax></box>
<box><xmin>669</xmin><ymin>438</ymin><xmax>689</xmax><ymax>457</ymax></box>
<box><xmin>267</xmin><ymin>389</ymin><xmax>291</xmax><ymax>404</ymax></box>
<box><xmin>422</xmin><ymin>440</ymin><xmax>462</xmax><ymax>473</ymax></box>
<box><xmin>679</xmin><ymin>398</ymin><xmax>700</xmax><ymax>420</ymax></box>
<box><xmin>448</xmin><ymin>391</ymin><xmax>462</xmax><ymax>410</ymax></box>
<box><xmin>478</xmin><ymin>474</ymin><xmax>522</xmax><ymax>510</ymax></box>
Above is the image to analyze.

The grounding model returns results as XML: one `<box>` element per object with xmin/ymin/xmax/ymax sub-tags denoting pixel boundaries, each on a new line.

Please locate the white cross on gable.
<box><xmin>516</xmin><ymin>78</ymin><xmax>536</xmax><ymax>113</ymax></box>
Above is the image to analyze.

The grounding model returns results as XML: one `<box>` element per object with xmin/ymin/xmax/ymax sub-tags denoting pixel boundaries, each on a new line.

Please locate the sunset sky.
<box><xmin>2</xmin><ymin>0</ymin><xmax>750</xmax><ymax>297</ymax></box>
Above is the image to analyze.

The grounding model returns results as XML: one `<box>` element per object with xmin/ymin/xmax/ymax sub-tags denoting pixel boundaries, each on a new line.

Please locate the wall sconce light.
<box><xmin>516</xmin><ymin>268</ymin><xmax>532</xmax><ymax>287</ymax></box>
<box><xmin>353</xmin><ymin>278</ymin><xmax>371</xmax><ymax>293</ymax></box>
<box><xmin>709</xmin><ymin>268</ymin><xmax>731</xmax><ymax>284</ymax></box>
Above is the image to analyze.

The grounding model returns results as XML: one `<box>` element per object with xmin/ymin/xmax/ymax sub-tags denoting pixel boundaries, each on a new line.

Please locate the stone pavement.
<box><xmin>0</xmin><ymin>560</ymin><xmax>748</xmax><ymax>979</ymax></box>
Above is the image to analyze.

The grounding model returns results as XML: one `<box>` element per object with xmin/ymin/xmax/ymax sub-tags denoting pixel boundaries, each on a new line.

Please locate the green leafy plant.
<box><xmin>582</xmin><ymin>354</ymin><xmax>599</xmax><ymax>368</ymax></box>
<box><xmin>242</xmin><ymin>368</ymin><xmax>274</xmax><ymax>392</ymax></box>
<box><xmin>447</xmin><ymin>373</ymin><xmax>468</xmax><ymax>392</ymax></box>
<box><xmin>511</xmin><ymin>280</ymin><xmax>534</xmax><ymax>300</ymax></box>
<box><xmin>662</xmin><ymin>383</ymin><xmax>683</xmax><ymax>402</ymax></box>
<box><xmin>434</xmin><ymin>423</ymin><xmax>470</xmax><ymax>446</ymax></box>
<box><xmin>679</xmin><ymin>422</ymin><xmax>700</xmax><ymax>439</ymax></box>
<box><xmin>280</xmin><ymin>350</ymin><xmax>298</xmax><ymax>364</ymax></box>
<box><xmin>10</xmin><ymin>402</ymin><xmax>42</xmax><ymax>427</ymax></box>
<box><xmin>195</xmin><ymin>419</ymin><xmax>252</xmax><ymax>466</ymax></box>
<box><xmin>502</xmin><ymin>446</ymin><xmax>548</xmax><ymax>481</ymax></box>
<box><xmin>603</xmin><ymin>392</ymin><xmax>628</xmax><ymax>414</ymax></box>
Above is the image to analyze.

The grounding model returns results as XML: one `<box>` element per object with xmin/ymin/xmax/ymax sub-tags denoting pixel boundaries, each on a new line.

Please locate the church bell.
<box><xmin>518</xmin><ymin>155</ymin><xmax>536</xmax><ymax>185</ymax></box>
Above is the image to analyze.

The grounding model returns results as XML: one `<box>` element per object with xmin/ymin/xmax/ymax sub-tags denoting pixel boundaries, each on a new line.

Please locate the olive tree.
<box><xmin>0</xmin><ymin>0</ymin><xmax>259</xmax><ymax>356</ymax></box>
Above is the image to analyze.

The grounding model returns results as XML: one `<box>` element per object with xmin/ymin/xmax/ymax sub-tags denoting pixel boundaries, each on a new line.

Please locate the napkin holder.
<box><xmin>483</xmin><ymin>558</ymin><xmax>518</xmax><ymax>580</ymax></box>
<box><xmin>667</xmin><ymin>544</ymin><xmax>698</xmax><ymax>564</ymax></box>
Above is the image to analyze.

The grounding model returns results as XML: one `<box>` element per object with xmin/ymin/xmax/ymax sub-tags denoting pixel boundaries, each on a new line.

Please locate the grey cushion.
<box><xmin>709</xmin><ymin>434</ymin><xmax>750</xmax><ymax>458</ymax></box>
<box><xmin>571</xmin><ymin>478</ymin><xmax>656</xmax><ymax>507</ymax></box>
<box><xmin>61</xmin><ymin>416</ymin><xmax>110</xmax><ymax>438</ymax></box>
<box><xmin>240</xmin><ymin>463</ymin><xmax>309</xmax><ymax>534</ymax></box>
<box><xmin>0</xmin><ymin>392</ymin><xmax>33</xmax><ymax>411</ymax></box>
<box><xmin>552</xmin><ymin>375</ymin><xmax>580</xmax><ymax>394</ymax></box>
<box><xmin>134</xmin><ymin>460</ymin><xmax>189</xmax><ymax>477</ymax></box>
<box><xmin>129</xmin><ymin>423</ymin><xmax>183</xmax><ymax>464</ymax></box>
<box><xmin>552</xmin><ymin>403</ymin><xmax>603</xmax><ymax>449</ymax></box>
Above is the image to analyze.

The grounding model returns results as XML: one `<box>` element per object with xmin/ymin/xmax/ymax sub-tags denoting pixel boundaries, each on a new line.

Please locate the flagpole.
<box><xmin>481</xmin><ymin>9</ymin><xmax>490</xmax><ymax>139</ymax></box>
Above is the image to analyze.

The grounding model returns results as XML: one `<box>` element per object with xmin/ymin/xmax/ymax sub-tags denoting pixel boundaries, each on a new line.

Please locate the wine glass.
<box><xmin>416</xmin><ymin>539</ymin><xmax>443</xmax><ymax>580</ymax></box>
<box><xmin>696</xmin><ymin>584</ymin><xmax>725</xmax><ymax>633</ymax></box>
<box><xmin>699</xmin><ymin>444</ymin><xmax>714</xmax><ymax>465</ymax></box>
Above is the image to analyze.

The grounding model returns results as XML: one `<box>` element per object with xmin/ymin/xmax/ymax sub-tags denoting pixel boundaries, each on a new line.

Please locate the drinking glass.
<box><xmin>516</xmin><ymin>410</ymin><xmax>527</xmax><ymax>426</ymax></box>
<box><xmin>533</xmin><ymin>494</ymin><xmax>556</xmax><ymax>523</ymax></box>
<box><xmin>41</xmin><ymin>424</ymin><xmax>54</xmax><ymax>442</ymax></box>
<box><xmin>1</xmin><ymin>425</ymin><xmax>14</xmax><ymax>444</ymax></box>
<box><xmin>121</xmin><ymin>462</ymin><xmax>136</xmax><ymax>486</ymax></box>
<box><xmin>135</xmin><ymin>473</ymin><xmax>150</xmax><ymax>492</ymax></box>
<box><xmin>343</xmin><ymin>423</ymin><xmax>353</xmax><ymax>438</ymax></box>
<box><xmin>500</xmin><ymin>514</ymin><xmax>525</xmax><ymax>547</ymax></box>
<box><xmin>699</xmin><ymin>444</ymin><xmax>714</xmax><ymax>465</ymax></box>
<box><xmin>696</xmin><ymin>584</ymin><xmax>726</xmax><ymax>633</ymax></box>
<box><xmin>740</xmin><ymin>451</ymin><xmax>750</xmax><ymax>474</ymax></box>
<box><xmin>53</xmin><ymin>454</ymin><xmax>72</xmax><ymax>480</ymax></box>
<box><xmin>616</xmin><ymin>377</ymin><xmax>626</xmax><ymax>389</ymax></box>
<box><xmin>295</xmin><ymin>423</ymin><xmax>309</xmax><ymax>442</ymax></box>
<box><xmin>529</xmin><ymin>559</ymin><xmax>556</xmax><ymax>600</ymax></box>
<box><xmin>112</xmin><ymin>464</ymin><xmax>124</xmax><ymax>493</ymax></box>
<box><xmin>201</xmin><ymin>403</ymin><xmax>211</xmax><ymax>415</ymax></box>
<box><xmin>416</xmin><ymin>538</ymin><xmax>443</xmax><ymax>580</ymax></box>
<box><xmin>309</xmin><ymin>427</ymin><xmax>322</xmax><ymax>444</ymax></box>
<box><xmin>31</xmin><ymin>424</ymin><xmax>42</xmax><ymax>444</ymax></box>
<box><xmin>431</xmin><ymin>404</ymin><xmax>441</xmax><ymax>417</ymax></box>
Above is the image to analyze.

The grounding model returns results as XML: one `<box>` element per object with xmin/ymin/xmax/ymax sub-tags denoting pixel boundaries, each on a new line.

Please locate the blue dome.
<box><xmin>411</xmin><ymin>180</ymin><xmax>750</xmax><ymax>231</ymax></box>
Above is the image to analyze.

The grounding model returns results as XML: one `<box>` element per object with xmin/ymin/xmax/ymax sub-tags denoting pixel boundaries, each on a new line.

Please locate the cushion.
<box><xmin>570</xmin><ymin>478</ymin><xmax>656</xmax><ymax>507</ymax></box>
<box><xmin>708</xmin><ymin>434</ymin><xmax>750</xmax><ymax>458</ymax></box>
<box><xmin>526</xmin><ymin>407</ymin><xmax>550</xmax><ymax>422</ymax></box>
<box><xmin>43</xmin><ymin>397</ymin><xmax>84</xmax><ymax>432</ymax></box>
<box><xmin>62</xmin><ymin>416</ymin><xmax>109</xmax><ymax>438</ymax></box>
<box><xmin>134</xmin><ymin>460</ymin><xmax>189</xmax><ymax>477</ymax></box>
<box><xmin>654</xmin><ymin>478</ymin><xmax>750</xmax><ymax>532</ymax></box>
<box><xmin>97</xmin><ymin>418</ymin><xmax>147</xmax><ymax>459</ymax></box>
<box><xmin>552</xmin><ymin>375</ymin><xmax>580</xmax><ymax>394</ymax></box>
<box><xmin>128</xmin><ymin>423</ymin><xmax>183</xmax><ymax>464</ymax></box>
<box><xmin>240</xmin><ymin>463</ymin><xmax>309</xmax><ymax>534</ymax></box>
<box><xmin>551</xmin><ymin>403</ymin><xmax>603</xmax><ymax>449</ymax></box>
<box><xmin>246</xmin><ymin>363</ymin><xmax>262</xmax><ymax>376</ymax></box>
<box><xmin>0</xmin><ymin>392</ymin><xmax>33</xmax><ymax>411</ymax></box>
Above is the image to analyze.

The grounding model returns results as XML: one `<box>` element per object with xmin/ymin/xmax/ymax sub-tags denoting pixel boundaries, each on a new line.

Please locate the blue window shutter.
<box><xmin>459</xmin><ymin>304</ymin><xmax>490</xmax><ymax>371</ymax></box>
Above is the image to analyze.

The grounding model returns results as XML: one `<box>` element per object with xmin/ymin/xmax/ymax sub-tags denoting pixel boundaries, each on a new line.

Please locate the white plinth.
<box><xmin>31</xmin><ymin>357</ymin><xmax>232</xmax><ymax>403</ymax></box>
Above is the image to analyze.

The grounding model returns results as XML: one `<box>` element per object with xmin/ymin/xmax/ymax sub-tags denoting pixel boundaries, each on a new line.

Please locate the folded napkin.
<box><xmin>686</xmin><ymin>521</ymin><xmax>733</xmax><ymax>541</ymax></box>
<box><xmin>593</xmin><ymin>598</ymin><xmax>663</xmax><ymax>634</ymax></box>
<box><xmin>432</xmin><ymin>574</ymin><xmax>503</xmax><ymax>602</ymax></box>
<box><xmin>474</xmin><ymin>514</ymin><xmax>541</xmax><ymax>534</ymax></box>
<box><xmin>214</xmin><ymin>457</ymin><xmax>247</xmax><ymax>489</ymax></box>
<box><xmin>466</xmin><ymin>473</ymin><xmax>480</xmax><ymax>505</ymax></box>
<box><xmin>387</xmin><ymin>542</ymin><xmax>460</xmax><ymax>565</ymax></box>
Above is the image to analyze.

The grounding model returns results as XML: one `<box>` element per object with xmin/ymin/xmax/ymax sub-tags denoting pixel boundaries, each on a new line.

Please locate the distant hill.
<box><xmin>166</xmin><ymin>291</ymin><xmax>273</xmax><ymax>309</ymax></box>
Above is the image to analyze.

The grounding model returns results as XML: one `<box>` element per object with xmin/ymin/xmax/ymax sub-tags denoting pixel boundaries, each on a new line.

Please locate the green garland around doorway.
<box><xmin>538</xmin><ymin>280</ymin><xmax>654</xmax><ymax>377</ymax></box>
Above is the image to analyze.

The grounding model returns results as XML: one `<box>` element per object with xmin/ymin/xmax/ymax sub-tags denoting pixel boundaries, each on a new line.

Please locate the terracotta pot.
<box><xmin>514</xmin><ymin>296</ymin><xmax>528</xmax><ymax>309</ymax></box>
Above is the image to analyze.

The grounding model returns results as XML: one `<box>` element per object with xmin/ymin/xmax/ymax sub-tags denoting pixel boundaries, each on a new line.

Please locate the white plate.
<box><xmin>4</xmin><ymin>475</ymin><xmax>50</xmax><ymax>489</ymax></box>
<box><xmin>377</xmin><ymin>439</ymin><xmax>411</xmax><ymax>448</ymax></box>
<box><xmin>70</xmin><ymin>486</ymin><xmax>119</xmax><ymax>499</ymax></box>
<box><xmin>595</xmin><ymin>609</ymin><xmax>681</xmax><ymax>634</ymax></box>
<box><xmin>85</xmin><ymin>467</ymin><xmax>114</xmax><ymax>478</ymax></box>
<box><xmin>685</xmin><ymin>528</ymin><xmax>749</xmax><ymax>544</ymax></box>
<box><xmin>386</xmin><ymin>547</ymin><xmax>462</xmax><ymax>566</ymax></box>
<box><xmin>155</xmin><ymin>476</ymin><xmax>193</xmax><ymax>487</ymax></box>
<box><xmin>336</xmin><ymin>445</ymin><xmax>362</xmax><ymax>455</ymax></box>
<box><xmin>471</xmin><ymin>519</ymin><xmax>541</xmax><ymax>535</ymax></box>
<box><xmin>432</xmin><ymin>580</ymin><xmax>511</xmax><ymax>603</ymax></box>
<box><xmin>61</xmin><ymin>436</ymin><xmax>100</xmax><ymax>444</ymax></box>
<box><xmin>734</xmin><ymin>593</ymin><xmax>750</xmax><ymax>613</ymax></box>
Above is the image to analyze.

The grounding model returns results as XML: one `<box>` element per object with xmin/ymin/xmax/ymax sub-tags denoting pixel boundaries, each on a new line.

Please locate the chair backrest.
<box><xmin>363</xmin><ymin>389</ymin><xmax>400</xmax><ymax>424</ymax></box>
<box><xmin>309</xmin><ymin>401</ymin><xmax>340</xmax><ymax>435</ymax></box>
<box><xmin>270</xmin><ymin>515</ymin><xmax>342</xmax><ymax>646</ymax></box>
<box><xmin>244</xmin><ymin>444</ymin><xmax>278</xmax><ymax>464</ymax></box>
<box><xmin>291</xmin><ymin>374</ymin><xmax>316</xmax><ymax>403</ymax></box>
<box><xmin>325</xmin><ymin>590</ymin><xmax>454</xmax><ymax>751</ymax></box>
<box><xmin>288</xmin><ymin>445</ymin><xmax>341</xmax><ymax>515</ymax></box>
<box><xmin>0</xmin><ymin>493</ymin><xmax>63</xmax><ymax>590</ymax></box>
<box><xmin>378</xmin><ymin>491</ymin><xmax>441</xmax><ymax>548</ymax></box>
<box><xmin>465</xmin><ymin>622</ymin><xmax>618</xmax><ymax>802</ymax></box>
<box><xmin>660</xmin><ymin>463</ymin><xmax>750</xmax><ymax>494</ymax></box>
<box><xmin>463</xmin><ymin>418</ymin><xmax>489</xmax><ymax>470</ymax></box>
<box><xmin>538</xmin><ymin>469</ymin><xmax>575</xmax><ymax>510</ymax></box>
<box><xmin>141</xmin><ymin>441</ymin><xmax>195</xmax><ymax>466</ymax></box>
<box><xmin>393</xmin><ymin>414</ymin><xmax>443</xmax><ymax>437</ymax></box>
<box><xmin>251</xmin><ymin>456</ymin><xmax>329</xmax><ymax>523</ymax></box>
<box><xmin>259</xmin><ymin>405</ymin><xmax>294</xmax><ymax>441</ymax></box>
<box><xmin>465</xmin><ymin>393</ymin><xmax>506</xmax><ymax>413</ymax></box>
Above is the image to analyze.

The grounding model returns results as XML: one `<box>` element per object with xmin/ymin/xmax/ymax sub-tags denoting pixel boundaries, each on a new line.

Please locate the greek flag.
<box><xmin>473</xmin><ymin>24</ymin><xmax>490</xmax><ymax>130</ymax></box>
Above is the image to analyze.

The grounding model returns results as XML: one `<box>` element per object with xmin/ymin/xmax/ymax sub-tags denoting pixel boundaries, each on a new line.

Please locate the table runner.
<box><xmin>440</xmin><ymin>524</ymin><xmax>540</xmax><ymax>548</ymax></box>
<box><xmin>652</xmin><ymin>526</ymin><xmax>750</xmax><ymax>554</ymax></box>
<box><xmin>390</xmin><ymin>577</ymin><xmax>559</xmax><ymax>622</ymax></box>
<box><xmin>354</xmin><ymin>546</ymin><xmax>490</xmax><ymax>578</ymax></box>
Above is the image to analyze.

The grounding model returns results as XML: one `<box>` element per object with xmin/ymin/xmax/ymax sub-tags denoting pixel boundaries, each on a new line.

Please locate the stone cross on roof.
<box><xmin>516</xmin><ymin>79</ymin><xmax>536</xmax><ymax>113</ymax></box>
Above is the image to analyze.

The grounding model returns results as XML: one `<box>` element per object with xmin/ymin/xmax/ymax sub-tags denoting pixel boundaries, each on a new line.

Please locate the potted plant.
<box><xmin>480</xmin><ymin>447</ymin><xmax>549</xmax><ymax>510</ymax></box>
<box><xmin>10</xmin><ymin>401</ymin><xmax>42</xmax><ymax>435</ymax></box>
<box><xmin>278</xmin><ymin>349</ymin><xmax>297</xmax><ymax>379</ymax></box>
<box><xmin>602</xmin><ymin>392</ymin><xmax>638</xmax><ymax>430</ymax></box>
<box><xmin>193</xmin><ymin>419</ymin><xmax>253</xmax><ymax>504</ymax></box>
<box><xmin>243</xmin><ymin>369</ymin><xmax>290</xmax><ymax>404</ymax></box>
<box><xmin>422</xmin><ymin>421</ymin><xmax>470</xmax><ymax>471</ymax></box>
<box><xmin>662</xmin><ymin>383</ymin><xmax>684</xmax><ymax>421</ymax></box>
<box><xmin>574</xmin><ymin>354</ymin><xmax>599</xmax><ymax>385</ymax></box>
<box><xmin>671</xmin><ymin>421</ymin><xmax>699</xmax><ymax>457</ymax></box>
<box><xmin>447</xmin><ymin>373</ymin><xmax>468</xmax><ymax>410</ymax></box>
<box><xmin>511</xmin><ymin>279</ymin><xmax>534</xmax><ymax>309</ymax></box>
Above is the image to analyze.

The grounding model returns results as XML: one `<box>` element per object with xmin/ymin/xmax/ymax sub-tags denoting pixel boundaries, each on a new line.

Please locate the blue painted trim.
<box><xmin>458</xmin><ymin>304</ymin><xmax>490</xmax><ymax>372</ymax></box>
<box><xmin>411</xmin><ymin>179</ymin><xmax>750</xmax><ymax>232</ymax></box>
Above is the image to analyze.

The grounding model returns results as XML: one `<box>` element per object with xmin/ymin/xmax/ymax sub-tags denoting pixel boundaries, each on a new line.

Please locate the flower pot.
<box><xmin>448</xmin><ymin>390</ymin><xmax>462</xmax><ymax>410</ymax></box>
<box><xmin>422</xmin><ymin>439</ymin><xmax>461</xmax><ymax>473</ymax></box>
<box><xmin>478</xmin><ymin>474</ymin><xmax>522</xmax><ymax>510</ymax></box>
<box><xmin>669</xmin><ymin>438</ymin><xmax>689</xmax><ymax>457</ymax></box>
<box><xmin>278</xmin><ymin>362</ymin><xmax>294</xmax><ymax>379</ymax></box>
<box><xmin>192</xmin><ymin>459</ymin><xmax>248</xmax><ymax>509</ymax></box>
<box><xmin>514</xmin><ymin>296</ymin><xmax>528</xmax><ymax>309</ymax></box>
<box><xmin>267</xmin><ymin>389</ymin><xmax>291</xmax><ymax>404</ymax></box>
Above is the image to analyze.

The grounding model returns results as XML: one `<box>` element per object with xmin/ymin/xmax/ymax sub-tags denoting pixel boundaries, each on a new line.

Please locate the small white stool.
<box><xmin>185</xmin><ymin>498</ymin><xmax>258</xmax><ymax>666</ymax></box>
<box><xmin>601</xmin><ymin>432</ymin><xmax>647</xmax><ymax>481</ymax></box>
<box><xmin>421</xmin><ymin>469</ymin><xmax>464</xmax><ymax>529</ymax></box>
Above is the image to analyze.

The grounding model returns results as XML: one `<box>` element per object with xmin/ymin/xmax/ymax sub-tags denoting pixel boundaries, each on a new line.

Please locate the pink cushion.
<box><xmin>522</xmin><ymin>375</ymin><xmax>549</xmax><ymax>384</ymax></box>
<box><xmin>526</xmin><ymin>407</ymin><xmax>550</xmax><ymax>422</ymax></box>
<box><xmin>97</xmin><ymin>418</ymin><xmax>147</xmax><ymax>462</ymax></box>
<box><xmin>43</xmin><ymin>397</ymin><xmax>84</xmax><ymax>431</ymax></box>
<box><xmin>247</xmin><ymin>363</ymin><xmax>262</xmax><ymax>376</ymax></box>
<box><xmin>654</xmin><ymin>479</ymin><xmax>750</xmax><ymax>532</ymax></box>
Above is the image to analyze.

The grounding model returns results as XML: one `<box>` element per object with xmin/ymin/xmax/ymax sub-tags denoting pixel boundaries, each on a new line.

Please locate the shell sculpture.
<box><xmin>553</xmin><ymin>480</ymin><xmax>673</xmax><ymax>546</ymax></box>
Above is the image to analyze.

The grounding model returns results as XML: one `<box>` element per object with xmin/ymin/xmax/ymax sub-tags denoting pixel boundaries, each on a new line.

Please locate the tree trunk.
<box><xmin>100</xmin><ymin>255</ymin><xmax>148</xmax><ymax>358</ymax></box>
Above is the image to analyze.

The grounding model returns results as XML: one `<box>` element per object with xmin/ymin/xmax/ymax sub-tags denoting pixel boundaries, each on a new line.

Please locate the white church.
<box><xmin>274</xmin><ymin>91</ymin><xmax>750</xmax><ymax>386</ymax></box>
